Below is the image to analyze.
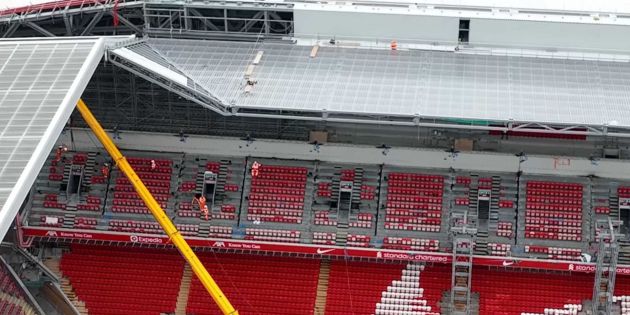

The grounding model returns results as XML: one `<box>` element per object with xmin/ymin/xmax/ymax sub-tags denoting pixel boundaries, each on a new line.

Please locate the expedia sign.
<box><xmin>129</xmin><ymin>235</ymin><xmax>163</xmax><ymax>244</ymax></box>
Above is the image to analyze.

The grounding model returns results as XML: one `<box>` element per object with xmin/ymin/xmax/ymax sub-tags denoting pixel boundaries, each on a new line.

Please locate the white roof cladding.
<box><xmin>113</xmin><ymin>38</ymin><xmax>630</xmax><ymax>129</ymax></box>
<box><xmin>0</xmin><ymin>37</ymin><xmax>104</xmax><ymax>241</ymax></box>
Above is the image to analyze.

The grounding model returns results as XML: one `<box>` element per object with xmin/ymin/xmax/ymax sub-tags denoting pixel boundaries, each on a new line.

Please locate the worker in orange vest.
<box><xmin>251</xmin><ymin>161</ymin><xmax>261</xmax><ymax>177</ymax></box>
<box><xmin>53</xmin><ymin>145</ymin><xmax>68</xmax><ymax>164</ymax></box>
<box><xmin>193</xmin><ymin>195</ymin><xmax>209</xmax><ymax>221</ymax></box>
<box><xmin>150</xmin><ymin>159</ymin><xmax>157</xmax><ymax>171</ymax></box>
<box><xmin>101</xmin><ymin>163</ymin><xmax>110</xmax><ymax>178</ymax></box>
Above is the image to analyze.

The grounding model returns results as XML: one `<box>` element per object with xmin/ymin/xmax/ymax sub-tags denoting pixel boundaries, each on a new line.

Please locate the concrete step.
<box><xmin>314</xmin><ymin>259</ymin><xmax>331</xmax><ymax>315</ymax></box>
<box><xmin>175</xmin><ymin>264</ymin><xmax>193</xmax><ymax>315</ymax></box>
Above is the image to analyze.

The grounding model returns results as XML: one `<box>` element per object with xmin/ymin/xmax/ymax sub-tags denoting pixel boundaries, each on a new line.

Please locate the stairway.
<box><xmin>61</xmin><ymin>164</ymin><xmax>71</xmax><ymax>186</ymax></box>
<box><xmin>468</xmin><ymin>187</ymin><xmax>479</xmax><ymax>220</ymax></box>
<box><xmin>351</xmin><ymin>168</ymin><xmax>364</xmax><ymax>205</ymax></box>
<box><xmin>195</xmin><ymin>166</ymin><xmax>205</xmax><ymax>194</ymax></box>
<box><xmin>82</xmin><ymin>152</ymin><xmax>97</xmax><ymax>189</ymax></box>
<box><xmin>314</xmin><ymin>259</ymin><xmax>331</xmax><ymax>315</ymax></box>
<box><xmin>489</xmin><ymin>176</ymin><xmax>501</xmax><ymax>227</ymax></box>
<box><xmin>336</xmin><ymin>222</ymin><xmax>348</xmax><ymax>246</ymax></box>
<box><xmin>610</xmin><ymin>194</ymin><xmax>620</xmax><ymax>220</ymax></box>
<box><xmin>44</xmin><ymin>257</ymin><xmax>88</xmax><ymax>315</ymax></box>
<box><xmin>619</xmin><ymin>240</ymin><xmax>630</xmax><ymax>265</ymax></box>
<box><xmin>197</xmin><ymin>222</ymin><xmax>211</xmax><ymax>238</ymax></box>
<box><xmin>175</xmin><ymin>264</ymin><xmax>193</xmax><ymax>315</ymax></box>
<box><xmin>330</xmin><ymin>169</ymin><xmax>341</xmax><ymax>202</ymax></box>
<box><xmin>214</xmin><ymin>160</ymin><xmax>230</xmax><ymax>197</ymax></box>
<box><xmin>474</xmin><ymin>231</ymin><xmax>488</xmax><ymax>255</ymax></box>
<box><xmin>62</xmin><ymin>213</ymin><xmax>76</xmax><ymax>229</ymax></box>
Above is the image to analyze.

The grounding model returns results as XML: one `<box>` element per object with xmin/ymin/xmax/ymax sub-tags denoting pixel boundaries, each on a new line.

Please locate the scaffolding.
<box><xmin>592</xmin><ymin>218</ymin><xmax>624</xmax><ymax>315</ymax></box>
<box><xmin>450</xmin><ymin>212</ymin><xmax>477</xmax><ymax>315</ymax></box>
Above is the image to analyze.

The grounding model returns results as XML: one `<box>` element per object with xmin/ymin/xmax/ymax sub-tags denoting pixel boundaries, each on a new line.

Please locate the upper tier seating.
<box><xmin>109</xmin><ymin>157</ymin><xmax>174</xmax><ymax>217</ymax></box>
<box><xmin>187</xmin><ymin>253</ymin><xmax>319</xmax><ymax>315</ymax></box>
<box><xmin>312</xmin><ymin>165</ymin><xmax>379</xmax><ymax>231</ymax></box>
<box><xmin>384</xmin><ymin>172</ymin><xmax>445</xmax><ymax>232</ymax></box>
<box><xmin>244</xmin><ymin>228</ymin><xmax>300</xmax><ymax>243</ymax></box>
<box><xmin>60</xmin><ymin>245</ymin><xmax>184</xmax><ymax>315</ymax></box>
<box><xmin>246</xmin><ymin>164</ymin><xmax>308</xmax><ymax>225</ymax></box>
<box><xmin>473</xmin><ymin>267</ymin><xmax>593</xmax><ymax>315</ymax></box>
<box><xmin>382</xmin><ymin>237</ymin><xmax>439</xmax><ymax>252</ymax></box>
<box><xmin>176</xmin><ymin>159</ymin><xmax>242</xmax><ymax>223</ymax></box>
<box><xmin>524</xmin><ymin>181</ymin><xmax>583</xmax><ymax>241</ymax></box>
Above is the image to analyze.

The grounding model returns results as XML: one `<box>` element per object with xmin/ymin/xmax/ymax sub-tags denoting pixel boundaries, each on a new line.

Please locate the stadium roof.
<box><xmin>110</xmin><ymin>38</ymin><xmax>630</xmax><ymax>136</ymax></box>
<box><xmin>0</xmin><ymin>37</ymin><xmax>104</xmax><ymax>241</ymax></box>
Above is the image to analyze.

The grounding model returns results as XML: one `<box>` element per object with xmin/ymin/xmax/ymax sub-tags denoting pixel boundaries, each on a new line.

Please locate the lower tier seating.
<box><xmin>473</xmin><ymin>267</ymin><xmax>593</xmax><ymax>315</ymax></box>
<box><xmin>60</xmin><ymin>245</ymin><xmax>184</xmax><ymax>315</ymax></box>
<box><xmin>325</xmin><ymin>261</ymin><xmax>450</xmax><ymax>315</ymax></box>
<box><xmin>326</xmin><ymin>261</ymin><xmax>407</xmax><ymax>315</ymax></box>
<box><xmin>187</xmin><ymin>253</ymin><xmax>319</xmax><ymax>315</ymax></box>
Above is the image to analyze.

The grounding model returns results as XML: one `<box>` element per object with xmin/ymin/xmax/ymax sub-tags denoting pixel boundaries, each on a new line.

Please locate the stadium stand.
<box><xmin>60</xmin><ymin>245</ymin><xmax>184</xmax><ymax>315</ymax></box>
<box><xmin>21</xmin><ymin>148</ymin><xmax>630</xmax><ymax>315</ymax></box>
<box><xmin>0</xmin><ymin>258</ymin><xmax>38</xmax><ymax>315</ymax></box>
<box><xmin>473</xmin><ymin>267</ymin><xmax>594</xmax><ymax>315</ymax></box>
<box><xmin>325</xmin><ymin>260</ymin><xmax>407</xmax><ymax>315</ymax></box>
<box><xmin>187</xmin><ymin>253</ymin><xmax>319</xmax><ymax>314</ymax></box>
<box><xmin>107</xmin><ymin>155</ymin><xmax>175</xmax><ymax>221</ymax></box>
<box><xmin>241</xmin><ymin>159</ymin><xmax>314</xmax><ymax>243</ymax></box>
<box><xmin>379</xmin><ymin>168</ymin><xmax>448</xmax><ymax>252</ymax></box>
<box><xmin>326</xmin><ymin>260</ymin><xmax>449</xmax><ymax>315</ymax></box>
<box><xmin>521</xmin><ymin>178</ymin><xmax>586</xmax><ymax>242</ymax></box>
<box><xmin>29</xmin><ymin>150</ymin><xmax>107</xmax><ymax>230</ymax></box>
<box><xmin>175</xmin><ymin>155</ymin><xmax>245</xmax><ymax>238</ymax></box>
<box><xmin>451</xmin><ymin>172</ymin><xmax>518</xmax><ymax>255</ymax></box>
<box><xmin>311</xmin><ymin>163</ymin><xmax>380</xmax><ymax>246</ymax></box>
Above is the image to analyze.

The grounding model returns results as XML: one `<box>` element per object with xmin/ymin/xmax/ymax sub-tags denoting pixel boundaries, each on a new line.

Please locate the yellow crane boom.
<box><xmin>76</xmin><ymin>99</ymin><xmax>239</xmax><ymax>315</ymax></box>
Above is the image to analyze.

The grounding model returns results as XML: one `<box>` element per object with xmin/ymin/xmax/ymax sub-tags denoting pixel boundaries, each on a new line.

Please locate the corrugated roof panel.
<box><xmin>0</xmin><ymin>37</ymin><xmax>104</xmax><ymax>240</ymax></box>
<box><xmin>146</xmin><ymin>38</ymin><xmax>630</xmax><ymax>128</ymax></box>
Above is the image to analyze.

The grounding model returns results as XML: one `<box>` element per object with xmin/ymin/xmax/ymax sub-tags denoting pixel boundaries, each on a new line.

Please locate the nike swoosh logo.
<box><xmin>502</xmin><ymin>261</ymin><xmax>514</xmax><ymax>266</ymax></box>
<box><xmin>317</xmin><ymin>248</ymin><xmax>335</xmax><ymax>254</ymax></box>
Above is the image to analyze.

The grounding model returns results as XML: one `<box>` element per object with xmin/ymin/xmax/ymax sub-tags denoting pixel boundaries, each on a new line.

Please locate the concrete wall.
<box><xmin>469</xmin><ymin>19</ymin><xmax>630</xmax><ymax>52</ymax></box>
<box><xmin>294</xmin><ymin>9</ymin><xmax>459</xmax><ymax>43</ymax></box>
<box><xmin>64</xmin><ymin>129</ymin><xmax>630</xmax><ymax>180</ymax></box>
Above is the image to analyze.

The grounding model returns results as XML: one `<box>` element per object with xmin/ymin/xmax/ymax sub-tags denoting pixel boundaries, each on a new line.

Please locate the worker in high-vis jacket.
<box><xmin>193</xmin><ymin>194</ymin><xmax>209</xmax><ymax>221</ymax></box>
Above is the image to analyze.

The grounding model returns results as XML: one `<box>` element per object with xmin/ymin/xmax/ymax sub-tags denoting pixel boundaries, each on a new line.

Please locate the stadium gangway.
<box><xmin>76</xmin><ymin>99</ymin><xmax>239</xmax><ymax>315</ymax></box>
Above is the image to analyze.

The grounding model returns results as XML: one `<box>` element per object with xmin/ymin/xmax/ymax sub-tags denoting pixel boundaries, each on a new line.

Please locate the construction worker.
<box><xmin>53</xmin><ymin>145</ymin><xmax>68</xmax><ymax>165</ymax></box>
<box><xmin>251</xmin><ymin>161</ymin><xmax>261</xmax><ymax>177</ymax></box>
<box><xmin>150</xmin><ymin>159</ymin><xmax>157</xmax><ymax>171</ymax></box>
<box><xmin>101</xmin><ymin>163</ymin><xmax>110</xmax><ymax>178</ymax></box>
<box><xmin>193</xmin><ymin>194</ymin><xmax>209</xmax><ymax>221</ymax></box>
